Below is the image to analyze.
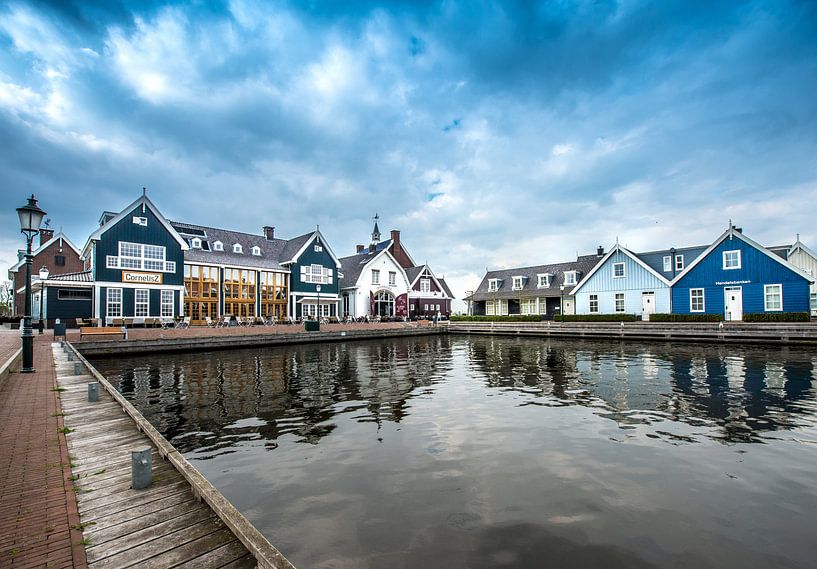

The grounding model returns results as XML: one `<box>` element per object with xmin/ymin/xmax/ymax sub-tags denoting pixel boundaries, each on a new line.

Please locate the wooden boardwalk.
<box><xmin>52</xmin><ymin>343</ymin><xmax>277</xmax><ymax>568</ymax></box>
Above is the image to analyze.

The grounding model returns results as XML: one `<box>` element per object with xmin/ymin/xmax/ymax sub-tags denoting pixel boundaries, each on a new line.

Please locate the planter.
<box><xmin>304</xmin><ymin>320</ymin><xmax>320</xmax><ymax>332</ymax></box>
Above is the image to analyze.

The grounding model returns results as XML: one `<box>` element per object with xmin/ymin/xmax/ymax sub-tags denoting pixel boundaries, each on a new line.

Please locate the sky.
<box><xmin>2</xmin><ymin>0</ymin><xmax>817</xmax><ymax>309</ymax></box>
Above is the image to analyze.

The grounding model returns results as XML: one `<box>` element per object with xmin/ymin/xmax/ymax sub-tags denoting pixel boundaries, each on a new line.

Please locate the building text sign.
<box><xmin>123</xmin><ymin>271</ymin><xmax>162</xmax><ymax>284</ymax></box>
<box><xmin>715</xmin><ymin>280</ymin><xmax>751</xmax><ymax>286</ymax></box>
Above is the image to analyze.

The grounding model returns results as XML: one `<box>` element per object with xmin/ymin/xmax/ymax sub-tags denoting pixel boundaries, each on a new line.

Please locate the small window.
<box><xmin>57</xmin><ymin>289</ymin><xmax>91</xmax><ymax>300</ymax></box>
<box><xmin>372</xmin><ymin>269</ymin><xmax>380</xmax><ymax>285</ymax></box>
<box><xmin>420</xmin><ymin>278</ymin><xmax>431</xmax><ymax>293</ymax></box>
<box><xmin>54</xmin><ymin>255</ymin><xmax>66</xmax><ymax>266</ymax></box>
<box><xmin>314</xmin><ymin>245</ymin><xmax>323</xmax><ymax>252</ymax></box>
<box><xmin>764</xmin><ymin>284</ymin><xmax>782</xmax><ymax>311</ymax></box>
<box><xmin>564</xmin><ymin>271</ymin><xmax>577</xmax><ymax>286</ymax></box>
<box><xmin>213</xmin><ymin>241</ymin><xmax>223</xmax><ymax>251</ymax></box>
<box><xmin>191</xmin><ymin>238</ymin><xmax>202</xmax><ymax>249</ymax></box>
<box><xmin>389</xmin><ymin>271</ymin><xmax>396</xmax><ymax>286</ymax></box>
<box><xmin>613</xmin><ymin>262</ymin><xmax>625</xmax><ymax>278</ymax></box>
<box><xmin>615</xmin><ymin>293</ymin><xmax>625</xmax><ymax>313</ymax></box>
<box><xmin>538</xmin><ymin>274</ymin><xmax>550</xmax><ymax>287</ymax></box>
<box><xmin>132</xmin><ymin>216</ymin><xmax>148</xmax><ymax>226</ymax></box>
<box><xmin>675</xmin><ymin>255</ymin><xmax>684</xmax><ymax>271</ymax></box>
<box><xmin>589</xmin><ymin>294</ymin><xmax>599</xmax><ymax>313</ymax></box>
<box><xmin>512</xmin><ymin>276</ymin><xmax>524</xmax><ymax>290</ymax></box>
<box><xmin>663</xmin><ymin>256</ymin><xmax>672</xmax><ymax>272</ymax></box>
<box><xmin>723</xmin><ymin>250</ymin><xmax>741</xmax><ymax>270</ymax></box>
<box><xmin>488</xmin><ymin>279</ymin><xmax>499</xmax><ymax>291</ymax></box>
<box><xmin>252</xmin><ymin>246</ymin><xmax>261</xmax><ymax>256</ymax></box>
<box><xmin>690</xmin><ymin>288</ymin><xmax>705</xmax><ymax>312</ymax></box>
<box><xmin>810</xmin><ymin>292</ymin><xmax>816</xmax><ymax>311</ymax></box>
<box><xmin>233</xmin><ymin>243</ymin><xmax>243</xmax><ymax>254</ymax></box>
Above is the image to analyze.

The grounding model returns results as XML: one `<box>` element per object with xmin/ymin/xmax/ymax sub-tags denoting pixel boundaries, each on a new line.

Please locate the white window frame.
<box><xmin>612</xmin><ymin>262</ymin><xmax>625</xmax><ymax>279</ymax></box>
<box><xmin>135</xmin><ymin>288</ymin><xmax>149</xmax><ymax>317</ymax></box>
<box><xmin>488</xmin><ymin>279</ymin><xmax>499</xmax><ymax>292</ymax></box>
<box><xmin>314</xmin><ymin>245</ymin><xmax>323</xmax><ymax>252</ymax></box>
<box><xmin>106</xmin><ymin>288</ymin><xmax>122</xmax><ymax>318</ymax></box>
<box><xmin>161</xmin><ymin>290</ymin><xmax>174</xmax><ymax>317</ymax></box>
<box><xmin>564</xmin><ymin>271</ymin><xmax>577</xmax><ymax>286</ymax></box>
<box><xmin>663</xmin><ymin>256</ymin><xmax>672</xmax><ymax>272</ymax></box>
<box><xmin>191</xmin><ymin>238</ymin><xmax>202</xmax><ymax>249</ymax></box>
<box><xmin>233</xmin><ymin>243</ymin><xmax>243</xmax><ymax>254</ymax></box>
<box><xmin>615</xmin><ymin>292</ymin><xmax>625</xmax><ymax>313</ymax></box>
<box><xmin>106</xmin><ymin>255</ymin><xmax>119</xmax><ymax>268</ymax></box>
<box><xmin>537</xmin><ymin>274</ymin><xmax>550</xmax><ymax>288</ymax></box>
<box><xmin>810</xmin><ymin>291</ymin><xmax>816</xmax><ymax>312</ymax></box>
<box><xmin>675</xmin><ymin>255</ymin><xmax>684</xmax><ymax>271</ymax></box>
<box><xmin>723</xmin><ymin>250</ymin><xmax>741</xmax><ymax>270</ymax></box>
<box><xmin>420</xmin><ymin>278</ymin><xmax>431</xmax><ymax>293</ymax></box>
<box><xmin>213</xmin><ymin>241</ymin><xmax>223</xmax><ymax>251</ymax></box>
<box><xmin>764</xmin><ymin>284</ymin><xmax>782</xmax><ymax>312</ymax></box>
<box><xmin>512</xmin><ymin>276</ymin><xmax>524</xmax><ymax>290</ymax></box>
<box><xmin>389</xmin><ymin>271</ymin><xmax>396</xmax><ymax>287</ymax></box>
<box><xmin>589</xmin><ymin>294</ymin><xmax>599</xmax><ymax>313</ymax></box>
<box><xmin>113</xmin><ymin>242</ymin><xmax>173</xmax><ymax>272</ymax></box>
<box><xmin>252</xmin><ymin>246</ymin><xmax>261</xmax><ymax>256</ymax></box>
<box><xmin>372</xmin><ymin>269</ymin><xmax>380</xmax><ymax>285</ymax></box>
<box><xmin>132</xmin><ymin>216</ymin><xmax>147</xmax><ymax>226</ymax></box>
<box><xmin>690</xmin><ymin>288</ymin><xmax>705</xmax><ymax>312</ymax></box>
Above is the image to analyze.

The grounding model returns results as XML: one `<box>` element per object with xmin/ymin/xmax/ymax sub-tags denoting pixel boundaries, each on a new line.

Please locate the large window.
<box><xmin>108</xmin><ymin>242</ymin><xmax>175</xmax><ymax>272</ymax></box>
<box><xmin>615</xmin><ymin>293</ymin><xmax>625</xmax><ymax>313</ymax></box>
<box><xmin>161</xmin><ymin>290</ymin><xmax>174</xmax><ymax>318</ymax></box>
<box><xmin>420</xmin><ymin>278</ymin><xmax>431</xmax><ymax>293</ymax></box>
<box><xmin>301</xmin><ymin>263</ymin><xmax>331</xmax><ymax>284</ymax></box>
<box><xmin>764</xmin><ymin>284</ymin><xmax>782</xmax><ymax>311</ymax></box>
<box><xmin>260</xmin><ymin>271</ymin><xmax>288</xmax><ymax>319</ymax></box>
<box><xmin>690</xmin><ymin>288</ymin><xmax>705</xmax><ymax>312</ymax></box>
<box><xmin>135</xmin><ymin>289</ymin><xmax>149</xmax><ymax>317</ymax></box>
<box><xmin>303</xmin><ymin>303</ymin><xmax>330</xmax><ymax>318</ymax></box>
<box><xmin>224</xmin><ymin>268</ymin><xmax>256</xmax><ymax>318</ymax></box>
<box><xmin>184</xmin><ymin>264</ymin><xmax>219</xmax><ymax>324</ymax></box>
<box><xmin>374</xmin><ymin>290</ymin><xmax>395</xmax><ymax>317</ymax></box>
<box><xmin>107</xmin><ymin>288</ymin><xmax>122</xmax><ymax>318</ymax></box>
<box><xmin>613</xmin><ymin>263</ymin><xmax>625</xmax><ymax>278</ymax></box>
<box><xmin>589</xmin><ymin>294</ymin><xmax>599</xmax><ymax>313</ymax></box>
<box><xmin>371</xmin><ymin>269</ymin><xmax>380</xmax><ymax>285</ymax></box>
<box><xmin>723</xmin><ymin>250</ymin><xmax>741</xmax><ymax>270</ymax></box>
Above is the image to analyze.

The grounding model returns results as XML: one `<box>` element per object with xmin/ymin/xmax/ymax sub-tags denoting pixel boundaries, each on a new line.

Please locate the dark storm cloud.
<box><xmin>1</xmin><ymin>0</ymin><xmax>817</xmax><ymax>302</ymax></box>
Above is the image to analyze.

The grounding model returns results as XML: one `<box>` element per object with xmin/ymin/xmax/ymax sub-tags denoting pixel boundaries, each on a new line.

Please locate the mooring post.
<box><xmin>67</xmin><ymin>352</ymin><xmax>73</xmax><ymax>362</ymax></box>
<box><xmin>131</xmin><ymin>448</ymin><xmax>152</xmax><ymax>490</ymax></box>
<box><xmin>74</xmin><ymin>362</ymin><xmax>82</xmax><ymax>375</ymax></box>
<box><xmin>88</xmin><ymin>382</ymin><xmax>99</xmax><ymax>402</ymax></box>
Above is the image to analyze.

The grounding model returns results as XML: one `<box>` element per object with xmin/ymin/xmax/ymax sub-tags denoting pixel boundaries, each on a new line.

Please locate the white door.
<box><xmin>724</xmin><ymin>287</ymin><xmax>743</xmax><ymax>321</ymax></box>
<box><xmin>641</xmin><ymin>292</ymin><xmax>655</xmax><ymax>321</ymax></box>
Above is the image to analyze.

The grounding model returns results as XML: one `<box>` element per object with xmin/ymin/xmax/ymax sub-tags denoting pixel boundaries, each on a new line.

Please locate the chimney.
<box><xmin>17</xmin><ymin>249</ymin><xmax>25</xmax><ymax>262</ymax></box>
<box><xmin>356</xmin><ymin>245</ymin><xmax>365</xmax><ymax>254</ymax></box>
<box><xmin>39</xmin><ymin>228</ymin><xmax>54</xmax><ymax>247</ymax></box>
<box><xmin>734</xmin><ymin>227</ymin><xmax>743</xmax><ymax>233</ymax></box>
<box><xmin>390</xmin><ymin>229</ymin><xmax>400</xmax><ymax>247</ymax></box>
<box><xmin>263</xmin><ymin>226</ymin><xmax>275</xmax><ymax>240</ymax></box>
<box><xmin>596</xmin><ymin>245</ymin><xmax>604</xmax><ymax>257</ymax></box>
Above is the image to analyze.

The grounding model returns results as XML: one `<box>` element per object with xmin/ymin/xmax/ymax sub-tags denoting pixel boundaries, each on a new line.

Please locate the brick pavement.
<box><xmin>0</xmin><ymin>337</ymin><xmax>87</xmax><ymax>568</ymax></box>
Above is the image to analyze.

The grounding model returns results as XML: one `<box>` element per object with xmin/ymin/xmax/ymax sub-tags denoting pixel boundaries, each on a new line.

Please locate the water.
<box><xmin>91</xmin><ymin>336</ymin><xmax>817</xmax><ymax>569</ymax></box>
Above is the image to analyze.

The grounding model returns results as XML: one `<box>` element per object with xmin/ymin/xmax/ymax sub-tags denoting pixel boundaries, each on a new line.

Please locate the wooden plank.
<box><xmin>87</xmin><ymin>501</ymin><xmax>212</xmax><ymax>546</ymax></box>
<box><xmin>218</xmin><ymin>554</ymin><xmax>258</xmax><ymax>569</ymax></box>
<box><xmin>79</xmin><ymin>483</ymin><xmax>191</xmax><ymax>521</ymax></box>
<box><xmin>174</xmin><ymin>538</ymin><xmax>249</xmax><ymax>568</ymax></box>
<box><xmin>137</xmin><ymin>527</ymin><xmax>236</xmax><ymax>569</ymax></box>
<box><xmin>84</xmin><ymin>491</ymin><xmax>195</xmax><ymax>535</ymax></box>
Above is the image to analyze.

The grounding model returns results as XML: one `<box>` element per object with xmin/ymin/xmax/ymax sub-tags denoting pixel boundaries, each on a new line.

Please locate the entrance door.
<box><xmin>724</xmin><ymin>287</ymin><xmax>743</xmax><ymax>321</ymax></box>
<box><xmin>641</xmin><ymin>292</ymin><xmax>656</xmax><ymax>321</ymax></box>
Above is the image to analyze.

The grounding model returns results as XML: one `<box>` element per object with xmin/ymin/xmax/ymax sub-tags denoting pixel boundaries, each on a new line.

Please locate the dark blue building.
<box><xmin>671</xmin><ymin>226</ymin><xmax>813</xmax><ymax>320</ymax></box>
<box><xmin>81</xmin><ymin>193</ymin><xmax>187</xmax><ymax>323</ymax></box>
<box><xmin>279</xmin><ymin>230</ymin><xmax>342</xmax><ymax>319</ymax></box>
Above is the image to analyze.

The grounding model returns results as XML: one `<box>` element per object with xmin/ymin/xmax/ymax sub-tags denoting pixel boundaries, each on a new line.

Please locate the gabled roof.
<box><xmin>788</xmin><ymin>238</ymin><xmax>817</xmax><ymax>263</ymax></box>
<box><xmin>170</xmin><ymin>220</ymin><xmax>288</xmax><ymax>271</ymax></box>
<box><xmin>766</xmin><ymin>245</ymin><xmax>791</xmax><ymax>260</ymax></box>
<box><xmin>438</xmin><ymin>278</ymin><xmax>454</xmax><ymax>298</ymax></box>
<box><xmin>338</xmin><ymin>247</ymin><xmax>405</xmax><ymax>289</ymax></box>
<box><xmin>44</xmin><ymin>270</ymin><xmax>93</xmax><ymax>282</ymax></box>
<box><xmin>279</xmin><ymin>230</ymin><xmax>342</xmax><ymax>269</ymax></box>
<box><xmin>571</xmin><ymin>243</ymin><xmax>672</xmax><ymax>295</ymax></box>
<box><xmin>670</xmin><ymin>226</ymin><xmax>816</xmax><ymax>285</ymax></box>
<box><xmin>464</xmin><ymin>254</ymin><xmax>603</xmax><ymax>301</ymax></box>
<box><xmin>405</xmin><ymin>264</ymin><xmax>453</xmax><ymax>299</ymax></box>
<box><xmin>635</xmin><ymin>244</ymin><xmax>708</xmax><ymax>274</ymax></box>
<box><xmin>9</xmin><ymin>231</ymin><xmax>81</xmax><ymax>273</ymax></box>
<box><xmin>83</xmin><ymin>194</ymin><xmax>189</xmax><ymax>256</ymax></box>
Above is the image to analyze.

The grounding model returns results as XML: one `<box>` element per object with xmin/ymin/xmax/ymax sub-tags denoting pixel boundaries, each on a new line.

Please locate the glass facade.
<box><xmin>184</xmin><ymin>264</ymin><xmax>219</xmax><ymax>324</ymax></box>
<box><xmin>260</xmin><ymin>271</ymin><xmax>288</xmax><ymax>319</ymax></box>
<box><xmin>224</xmin><ymin>268</ymin><xmax>256</xmax><ymax>318</ymax></box>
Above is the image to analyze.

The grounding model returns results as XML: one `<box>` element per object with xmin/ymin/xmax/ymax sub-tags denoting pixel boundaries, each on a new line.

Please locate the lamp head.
<box><xmin>39</xmin><ymin>266</ymin><xmax>50</xmax><ymax>281</ymax></box>
<box><xmin>17</xmin><ymin>194</ymin><xmax>47</xmax><ymax>237</ymax></box>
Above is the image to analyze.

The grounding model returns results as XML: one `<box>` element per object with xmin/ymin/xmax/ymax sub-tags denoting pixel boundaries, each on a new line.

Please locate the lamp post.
<box><xmin>559</xmin><ymin>285</ymin><xmax>565</xmax><ymax>321</ymax></box>
<box><xmin>16</xmin><ymin>195</ymin><xmax>47</xmax><ymax>373</ymax></box>
<box><xmin>316</xmin><ymin>284</ymin><xmax>321</xmax><ymax>322</ymax></box>
<box><xmin>38</xmin><ymin>266</ymin><xmax>49</xmax><ymax>334</ymax></box>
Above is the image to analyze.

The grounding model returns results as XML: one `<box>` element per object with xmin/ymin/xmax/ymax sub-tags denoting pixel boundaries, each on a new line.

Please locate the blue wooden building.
<box><xmin>81</xmin><ymin>193</ymin><xmax>187</xmax><ymax>323</ymax></box>
<box><xmin>279</xmin><ymin>230</ymin><xmax>342</xmax><ymax>319</ymax></box>
<box><xmin>671</xmin><ymin>226</ymin><xmax>814</xmax><ymax>320</ymax></box>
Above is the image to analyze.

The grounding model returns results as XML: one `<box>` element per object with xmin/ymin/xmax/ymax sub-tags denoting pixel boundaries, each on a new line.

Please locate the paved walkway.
<box><xmin>0</xmin><ymin>336</ymin><xmax>87</xmax><ymax>568</ymax></box>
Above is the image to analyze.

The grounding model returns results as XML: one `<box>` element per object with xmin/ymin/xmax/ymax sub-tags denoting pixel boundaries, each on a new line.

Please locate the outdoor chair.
<box><xmin>159</xmin><ymin>317</ymin><xmax>174</xmax><ymax>329</ymax></box>
<box><xmin>132</xmin><ymin>317</ymin><xmax>145</xmax><ymax>328</ymax></box>
<box><xmin>175</xmin><ymin>317</ymin><xmax>190</xmax><ymax>329</ymax></box>
<box><xmin>205</xmin><ymin>317</ymin><xmax>217</xmax><ymax>328</ymax></box>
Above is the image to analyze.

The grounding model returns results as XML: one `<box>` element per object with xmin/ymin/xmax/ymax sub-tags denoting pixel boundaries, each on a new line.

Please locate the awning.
<box><xmin>296</xmin><ymin>297</ymin><xmax>339</xmax><ymax>304</ymax></box>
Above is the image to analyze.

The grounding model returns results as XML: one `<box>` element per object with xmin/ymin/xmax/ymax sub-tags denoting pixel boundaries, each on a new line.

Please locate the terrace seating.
<box><xmin>175</xmin><ymin>317</ymin><xmax>190</xmax><ymax>329</ymax></box>
<box><xmin>159</xmin><ymin>317</ymin><xmax>174</xmax><ymax>329</ymax></box>
<box><xmin>80</xmin><ymin>326</ymin><xmax>126</xmax><ymax>340</ymax></box>
<box><xmin>205</xmin><ymin>316</ymin><xmax>217</xmax><ymax>327</ymax></box>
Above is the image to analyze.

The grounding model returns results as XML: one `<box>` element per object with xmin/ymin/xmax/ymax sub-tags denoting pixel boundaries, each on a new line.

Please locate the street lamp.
<box><xmin>559</xmin><ymin>284</ymin><xmax>565</xmax><ymax>321</ymax></box>
<box><xmin>316</xmin><ymin>284</ymin><xmax>321</xmax><ymax>322</ymax></box>
<box><xmin>38</xmin><ymin>266</ymin><xmax>49</xmax><ymax>334</ymax></box>
<box><xmin>16</xmin><ymin>195</ymin><xmax>47</xmax><ymax>373</ymax></box>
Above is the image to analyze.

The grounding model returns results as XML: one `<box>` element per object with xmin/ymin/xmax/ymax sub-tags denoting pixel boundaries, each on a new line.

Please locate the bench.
<box><xmin>80</xmin><ymin>327</ymin><xmax>126</xmax><ymax>340</ymax></box>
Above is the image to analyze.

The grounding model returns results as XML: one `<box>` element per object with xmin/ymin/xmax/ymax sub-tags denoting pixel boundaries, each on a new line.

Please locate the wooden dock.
<box><xmin>53</xmin><ymin>342</ymin><xmax>296</xmax><ymax>569</ymax></box>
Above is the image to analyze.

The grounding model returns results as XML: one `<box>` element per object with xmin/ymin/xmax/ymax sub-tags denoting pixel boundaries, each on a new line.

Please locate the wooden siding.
<box><xmin>45</xmin><ymin>287</ymin><xmax>93</xmax><ymax>321</ymax></box>
<box><xmin>672</xmin><ymin>237</ymin><xmax>811</xmax><ymax>314</ymax></box>
<box><xmin>290</xmin><ymin>236</ymin><xmax>339</xmax><ymax>296</ymax></box>
<box><xmin>574</xmin><ymin>250</ymin><xmax>670</xmax><ymax>315</ymax></box>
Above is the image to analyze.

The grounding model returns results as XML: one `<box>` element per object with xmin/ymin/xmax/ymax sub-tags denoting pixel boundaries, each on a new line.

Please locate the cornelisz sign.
<box><xmin>122</xmin><ymin>271</ymin><xmax>162</xmax><ymax>284</ymax></box>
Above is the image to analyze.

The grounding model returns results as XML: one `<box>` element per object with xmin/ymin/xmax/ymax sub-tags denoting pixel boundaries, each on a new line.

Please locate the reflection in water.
<box><xmin>92</xmin><ymin>337</ymin><xmax>817</xmax><ymax>569</ymax></box>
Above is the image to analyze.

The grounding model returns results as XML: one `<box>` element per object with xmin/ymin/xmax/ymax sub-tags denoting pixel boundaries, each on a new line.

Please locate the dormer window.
<box><xmin>252</xmin><ymin>246</ymin><xmax>261</xmax><ymax>256</ymax></box>
<box><xmin>213</xmin><ymin>241</ymin><xmax>223</xmax><ymax>251</ymax></box>
<box><xmin>233</xmin><ymin>243</ymin><xmax>243</xmax><ymax>254</ymax></box>
<box><xmin>191</xmin><ymin>237</ymin><xmax>202</xmax><ymax>249</ymax></box>
<box><xmin>564</xmin><ymin>271</ymin><xmax>577</xmax><ymax>286</ymax></box>
<box><xmin>512</xmin><ymin>276</ymin><xmax>524</xmax><ymax>290</ymax></box>
<box><xmin>537</xmin><ymin>273</ymin><xmax>551</xmax><ymax>288</ymax></box>
<box><xmin>488</xmin><ymin>279</ymin><xmax>500</xmax><ymax>292</ymax></box>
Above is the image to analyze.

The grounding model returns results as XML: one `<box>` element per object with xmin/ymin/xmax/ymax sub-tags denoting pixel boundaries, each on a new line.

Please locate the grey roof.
<box><xmin>635</xmin><ymin>244</ymin><xmax>708</xmax><ymax>276</ymax></box>
<box><xmin>46</xmin><ymin>270</ymin><xmax>93</xmax><ymax>282</ymax></box>
<box><xmin>766</xmin><ymin>244</ymin><xmax>792</xmax><ymax>260</ymax></box>
<box><xmin>170</xmin><ymin>220</ymin><xmax>288</xmax><ymax>270</ymax></box>
<box><xmin>405</xmin><ymin>266</ymin><xmax>424</xmax><ymax>283</ymax></box>
<box><xmin>338</xmin><ymin>249</ymin><xmax>381</xmax><ymax>288</ymax></box>
<box><xmin>438</xmin><ymin>278</ymin><xmax>454</xmax><ymax>298</ymax></box>
<box><xmin>279</xmin><ymin>232</ymin><xmax>314</xmax><ymax>264</ymax></box>
<box><xmin>465</xmin><ymin>254</ymin><xmax>603</xmax><ymax>301</ymax></box>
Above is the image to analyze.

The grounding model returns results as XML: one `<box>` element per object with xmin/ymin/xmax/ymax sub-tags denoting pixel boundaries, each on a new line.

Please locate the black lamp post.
<box><xmin>38</xmin><ymin>266</ymin><xmax>49</xmax><ymax>334</ymax></box>
<box><xmin>316</xmin><ymin>284</ymin><xmax>321</xmax><ymax>322</ymax></box>
<box><xmin>16</xmin><ymin>195</ymin><xmax>46</xmax><ymax>373</ymax></box>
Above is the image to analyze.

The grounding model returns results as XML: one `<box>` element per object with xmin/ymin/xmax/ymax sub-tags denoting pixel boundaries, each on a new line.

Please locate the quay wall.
<box><xmin>449</xmin><ymin>321</ymin><xmax>817</xmax><ymax>346</ymax></box>
<box><xmin>74</xmin><ymin>326</ymin><xmax>446</xmax><ymax>357</ymax></box>
<box><xmin>0</xmin><ymin>347</ymin><xmax>21</xmax><ymax>390</ymax></box>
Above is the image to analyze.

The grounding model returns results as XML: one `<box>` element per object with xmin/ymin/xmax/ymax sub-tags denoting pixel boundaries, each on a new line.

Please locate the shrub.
<box><xmin>450</xmin><ymin>315</ymin><xmax>543</xmax><ymax>322</ymax></box>
<box><xmin>554</xmin><ymin>314</ymin><xmax>638</xmax><ymax>322</ymax></box>
<box><xmin>742</xmin><ymin>312</ymin><xmax>810</xmax><ymax>322</ymax></box>
<box><xmin>650</xmin><ymin>313</ymin><xmax>722</xmax><ymax>322</ymax></box>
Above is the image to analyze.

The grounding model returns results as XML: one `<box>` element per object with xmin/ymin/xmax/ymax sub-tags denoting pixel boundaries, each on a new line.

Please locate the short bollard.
<box><xmin>88</xmin><ymin>382</ymin><xmax>99</xmax><ymax>402</ymax></box>
<box><xmin>67</xmin><ymin>352</ymin><xmax>73</xmax><ymax>362</ymax></box>
<box><xmin>131</xmin><ymin>448</ymin><xmax>152</xmax><ymax>490</ymax></box>
<box><xmin>74</xmin><ymin>362</ymin><xmax>82</xmax><ymax>375</ymax></box>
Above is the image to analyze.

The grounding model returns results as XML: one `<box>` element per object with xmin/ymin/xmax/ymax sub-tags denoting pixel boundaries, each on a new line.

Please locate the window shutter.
<box><xmin>326</xmin><ymin>268</ymin><xmax>333</xmax><ymax>284</ymax></box>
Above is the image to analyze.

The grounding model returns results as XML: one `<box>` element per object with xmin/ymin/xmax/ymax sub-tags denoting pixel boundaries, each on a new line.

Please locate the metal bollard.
<box><xmin>59</xmin><ymin>340</ymin><xmax>65</xmax><ymax>349</ymax></box>
<box><xmin>67</xmin><ymin>352</ymin><xmax>73</xmax><ymax>362</ymax></box>
<box><xmin>74</xmin><ymin>362</ymin><xmax>82</xmax><ymax>375</ymax></box>
<box><xmin>88</xmin><ymin>382</ymin><xmax>99</xmax><ymax>402</ymax></box>
<box><xmin>131</xmin><ymin>448</ymin><xmax>152</xmax><ymax>490</ymax></box>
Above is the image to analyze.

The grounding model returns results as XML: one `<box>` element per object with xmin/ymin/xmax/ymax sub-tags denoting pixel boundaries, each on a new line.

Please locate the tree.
<box><xmin>0</xmin><ymin>281</ymin><xmax>12</xmax><ymax>317</ymax></box>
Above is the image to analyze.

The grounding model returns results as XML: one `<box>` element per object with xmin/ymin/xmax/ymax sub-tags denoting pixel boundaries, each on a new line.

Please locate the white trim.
<box><xmin>488</xmin><ymin>278</ymin><xmax>500</xmax><ymax>292</ymax></box>
<box><xmin>789</xmin><ymin>239</ymin><xmax>817</xmax><ymax>263</ymax></box>
<box><xmin>134</xmin><ymin>288</ymin><xmax>149</xmax><ymax>317</ymax></box>
<box><xmin>722</xmin><ymin>249</ymin><xmax>741</xmax><ymax>270</ymax></box>
<box><xmin>287</xmin><ymin>231</ymin><xmax>343</xmax><ymax>269</ymax></box>
<box><xmin>406</xmin><ymin>265</ymin><xmax>451</xmax><ymax>298</ymax></box>
<box><xmin>572</xmin><ymin>244</ymin><xmax>672</xmax><ymax>295</ymax></box>
<box><xmin>675</xmin><ymin>254</ymin><xmax>684</xmax><ymax>271</ymax></box>
<box><xmin>612</xmin><ymin>262</ymin><xmax>625</xmax><ymax>279</ymax></box>
<box><xmin>233</xmin><ymin>243</ymin><xmax>243</xmax><ymax>254</ymax></box>
<box><xmin>213</xmin><ymin>241</ymin><xmax>223</xmax><ymax>251</ymax></box>
<box><xmin>663</xmin><ymin>256</ymin><xmax>672</xmax><ymax>272</ymax></box>
<box><xmin>512</xmin><ymin>275</ymin><xmax>525</xmax><ymax>290</ymax></box>
<box><xmin>671</xmin><ymin>227</ymin><xmax>816</xmax><ymax>285</ymax></box>
<box><xmin>8</xmin><ymin>232</ymin><xmax>82</xmax><ymax>273</ymax></box>
<box><xmin>614</xmin><ymin>292</ymin><xmax>625</xmax><ymax>313</ymax></box>
<box><xmin>690</xmin><ymin>288</ymin><xmax>705</xmax><ymax>312</ymax></box>
<box><xmin>251</xmin><ymin>245</ymin><xmax>261</xmax><ymax>256</ymax></box>
<box><xmin>763</xmin><ymin>283</ymin><xmax>783</xmax><ymax>312</ymax></box>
